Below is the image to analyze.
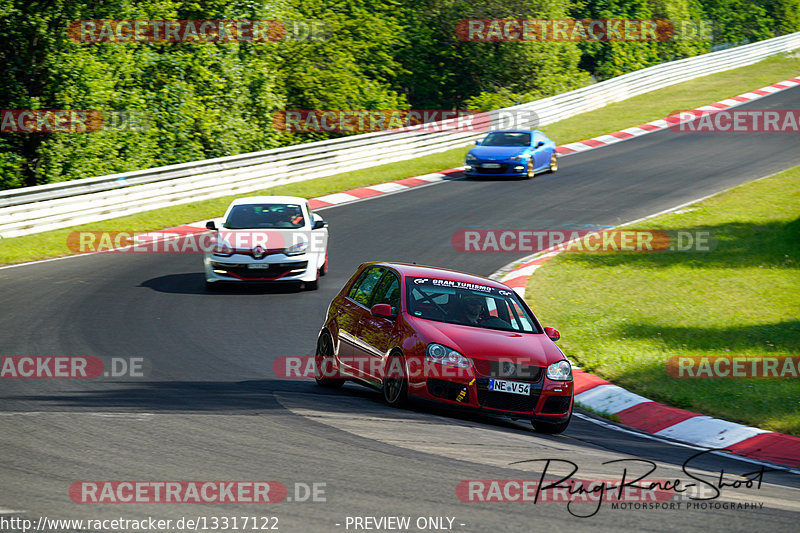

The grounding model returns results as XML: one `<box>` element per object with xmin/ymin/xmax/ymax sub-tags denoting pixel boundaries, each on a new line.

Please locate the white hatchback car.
<box><xmin>204</xmin><ymin>196</ymin><xmax>329</xmax><ymax>290</ymax></box>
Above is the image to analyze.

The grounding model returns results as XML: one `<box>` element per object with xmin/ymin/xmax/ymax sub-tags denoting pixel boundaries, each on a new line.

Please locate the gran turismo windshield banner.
<box><xmin>406</xmin><ymin>276</ymin><xmax>514</xmax><ymax>298</ymax></box>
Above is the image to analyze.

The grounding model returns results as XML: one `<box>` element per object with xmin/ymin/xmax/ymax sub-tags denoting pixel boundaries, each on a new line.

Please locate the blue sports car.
<box><xmin>465</xmin><ymin>129</ymin><xmax>558</xmax><ymax>179</ymax></box>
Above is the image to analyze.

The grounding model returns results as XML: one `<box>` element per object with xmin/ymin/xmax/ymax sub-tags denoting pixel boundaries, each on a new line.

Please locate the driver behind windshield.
<box><xmin>458</xmin><ymin>295</ymin><xmax>484</xmax><ymax>325</ymax></box>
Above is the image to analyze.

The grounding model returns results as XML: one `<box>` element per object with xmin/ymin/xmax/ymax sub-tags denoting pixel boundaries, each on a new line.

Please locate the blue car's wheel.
<box><xmin>548</xmin><ymin>152</ymin><xmax>558</xmax><ymax>173</ymax></box>
<box><xmin>526</xmin><ymin>158</ymin><xmax>535</xmax><ymax>179</ymax></box>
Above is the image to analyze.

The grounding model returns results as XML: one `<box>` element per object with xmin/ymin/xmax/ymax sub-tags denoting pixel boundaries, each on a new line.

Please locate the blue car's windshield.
<box><xmin>481</xmin><ymin>132</ymin><xmax>531</xmax><ymax>147</ymax></box>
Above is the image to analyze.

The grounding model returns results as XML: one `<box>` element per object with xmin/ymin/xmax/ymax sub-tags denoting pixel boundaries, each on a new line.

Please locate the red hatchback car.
<box><xmin>315</xmin><ymin>262</ymin><xmax>574</xmax><ymax>433</ymax></box>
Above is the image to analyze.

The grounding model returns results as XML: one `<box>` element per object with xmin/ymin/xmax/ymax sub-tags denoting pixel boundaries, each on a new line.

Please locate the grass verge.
<box><xmin>525</xmin><ymin>167</ymin><xmax>800</xmax><ymax>435</ymax></box>
<box><xmin>2</xmin><ymin>53</ymin><xmax>799</xmax><ymax>266</ymax></box>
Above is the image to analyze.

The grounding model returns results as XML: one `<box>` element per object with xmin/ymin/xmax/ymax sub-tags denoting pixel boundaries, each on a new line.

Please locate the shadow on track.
<box><xmin>139</xmin><ymin>273</ymin><xmax>304</xmax><ymax>295</ymax></box>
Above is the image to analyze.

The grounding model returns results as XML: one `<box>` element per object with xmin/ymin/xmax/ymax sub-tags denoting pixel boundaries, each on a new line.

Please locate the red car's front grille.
<box><xmin>472</xmin><ymin>360</ymin><xmax>543</xmax><ymax>382</ymax></box>
<box><xmin>476</xmin><ymin>388</ymin><xmax>538</xmax><ymax>413</ymax></box>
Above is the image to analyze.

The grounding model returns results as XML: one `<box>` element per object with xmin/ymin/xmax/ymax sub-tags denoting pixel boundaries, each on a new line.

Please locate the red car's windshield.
<box><xmin>405</xmin><ymin>276</ymin><xmax>541</xmax><ymax>333</ymax></box>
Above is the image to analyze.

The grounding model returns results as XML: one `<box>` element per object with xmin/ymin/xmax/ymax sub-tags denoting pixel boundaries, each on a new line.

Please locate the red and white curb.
<box><xmin>308</xmin><ymin>170</ymin><xmax>464</xmax><ymax>210</ymax></box>
<box><xmin>139</xmin><ymin>170</ymin><xmax>467</xmax><ymax>239</ymax></box>
<box><xmin>492</xmin><ymin>227</ymin><xmax>800</xmax><ymax>469</ymax></box>
<box><xmin>163</xmin><ymin>75</ymin><xmax>799</xmax><ymax>229</ymax></box>
<box><xmin>556</xmin><ymin>76</ymin><xmax>800</xmax><ymax>155</ymax></box>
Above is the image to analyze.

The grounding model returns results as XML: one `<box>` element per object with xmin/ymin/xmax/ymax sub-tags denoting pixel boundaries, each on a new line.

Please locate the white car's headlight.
<box><xmin>283</xmin><ymin>242</ymin><xmax>308</xmax><ymax>256</ymax></box>
<box><xmin>426</xmin><ymin>343</ymin><xmax>471</xmax><ymax>368</ymax></box>
<box><xmin>546</xmin><ymin>360</ymin><xmax>572</xmax><ymax>381</ymax></box>
<box><xmin>213</xmin><ymin>241</ymin><xmax>233</xmax><ymax>257</ymax></box>
<box><xmin>465</xmin><ymin>153</ymin><xmax>477</xmax><ymax>162</ymax></box>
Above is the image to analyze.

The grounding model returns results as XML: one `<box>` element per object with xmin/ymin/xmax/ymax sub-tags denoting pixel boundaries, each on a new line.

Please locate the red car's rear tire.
<box><xmin>383</xmin><ymin>353</ymin><xmax>408</xmax><ymax>407</ymax></box>
<box><xmin>315</xmin><ymin>332</ymin><xmax>344</xmax><ymax>388</ymax></box>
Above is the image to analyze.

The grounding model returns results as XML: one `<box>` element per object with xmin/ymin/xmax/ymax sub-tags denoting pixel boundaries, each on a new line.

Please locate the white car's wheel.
<box><xmin>319</xmin><ymin>253</ymin><xmax>328</xmax><ymax>277</ymax></box>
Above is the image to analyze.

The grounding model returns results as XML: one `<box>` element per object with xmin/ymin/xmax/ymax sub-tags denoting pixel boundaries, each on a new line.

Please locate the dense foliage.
<box><xmin>0</xmin><ymin>0</ymin><xmax>796</xmax><ymax>189</ymax></box>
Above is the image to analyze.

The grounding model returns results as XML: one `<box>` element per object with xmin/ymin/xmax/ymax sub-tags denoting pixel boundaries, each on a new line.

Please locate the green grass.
<box><xmin>525</xmin><ymin>167</ymin><xmax>800</xmax><ymax>435</ymax></box>
<box><xmin>2</xmin><ymin>53</ymin><xmax>799</xmax><ymax>266</ymax></box>
<box><xmin>544</xmin><ymin>53</ymin><xmax>800</xmax><ymax>145</ymax></box>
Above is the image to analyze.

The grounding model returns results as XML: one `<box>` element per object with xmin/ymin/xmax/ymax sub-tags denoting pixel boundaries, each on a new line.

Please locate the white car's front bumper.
<box><xmin>204</xmin><ymin>252</ymin><xmax>319</xmax><ymax>283</ymax></box>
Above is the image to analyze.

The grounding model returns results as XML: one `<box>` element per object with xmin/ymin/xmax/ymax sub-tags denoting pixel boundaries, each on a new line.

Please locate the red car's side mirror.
<box><xmin>544</xmin><ymin>326</ymin><xmax>560</xmax><ymax>342</ymax></box>
<box><xmin>371</xmin><ymin>303</ymin><xmax>394</xmax><ymax>319</ymax></box>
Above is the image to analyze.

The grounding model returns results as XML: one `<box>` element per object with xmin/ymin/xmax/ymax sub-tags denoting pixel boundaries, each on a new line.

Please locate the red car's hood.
<box><xmin>407</xmin><ymin>316</ymin><xmax>564</xmax><ymax>367</ymax></box>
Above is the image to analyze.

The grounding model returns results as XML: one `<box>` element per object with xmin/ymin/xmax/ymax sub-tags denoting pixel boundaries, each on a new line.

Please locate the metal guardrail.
<box><xmin>2</xmin><ymin>32</ymin><xmax>798</xmax><ymax>238</ymax></box>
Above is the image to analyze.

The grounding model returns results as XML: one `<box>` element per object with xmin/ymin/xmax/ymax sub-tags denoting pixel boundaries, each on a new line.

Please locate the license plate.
<box><xmin>488</xmin><ymin>379</ymin><xmax>530</xmax><ymax>395</ymax></box>
<box><xmin>482</xmin><ymin>163</ymin><xmax>501</xmax><ymax>168</ymax></box>
<box><xmin>248</xmin><ymin>264</ymin><xmax>272</xmax><ymax>269</ymax></box>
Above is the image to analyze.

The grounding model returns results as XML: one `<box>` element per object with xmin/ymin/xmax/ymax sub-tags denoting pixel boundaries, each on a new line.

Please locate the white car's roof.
<box><xmin>227</xmin><ymin>196</ymin><xmax>307</xmax><ymax>206</ymax></box>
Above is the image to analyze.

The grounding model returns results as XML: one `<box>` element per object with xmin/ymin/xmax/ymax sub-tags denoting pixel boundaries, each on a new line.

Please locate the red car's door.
<box><xmin>355</xmin><ymin>270</ymin><xmax>402</xmax><ymax>383</ymax></box>
<box><xmin>337</xmin><ymin>266</ymin><xmax>385</xmax><ymax>376</ymax></box>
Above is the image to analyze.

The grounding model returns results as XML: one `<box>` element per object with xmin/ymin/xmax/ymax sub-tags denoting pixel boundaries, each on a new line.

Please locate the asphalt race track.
<box><xmin>2</xmin><ymin>87</ymin><xmax>800</xmax><ymax>532</ymax></box>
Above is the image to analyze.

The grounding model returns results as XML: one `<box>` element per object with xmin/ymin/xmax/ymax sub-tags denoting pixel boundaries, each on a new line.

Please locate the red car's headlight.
<box><xmin>546</xmin><ymin>360</ymin><xmax>572</xmax><ymax>381</ymax></box>
<box><xmin>426</xmin><ymin>343</ymin><xmax>471</xmax><ymax>368</ymax></box>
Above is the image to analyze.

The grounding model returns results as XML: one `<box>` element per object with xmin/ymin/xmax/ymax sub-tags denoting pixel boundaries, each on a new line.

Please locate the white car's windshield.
<box><xmin>224</xmin><ymin>204</ymin><xmax>305</xmax><ymax>229</ymax></box>
<box><xmin>405</xmin><ymin>277</ymin><xmax>540</xmax><ymax>333</ymax></box>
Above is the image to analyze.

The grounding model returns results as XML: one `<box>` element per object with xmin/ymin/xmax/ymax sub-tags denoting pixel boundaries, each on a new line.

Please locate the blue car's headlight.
<box><xmin>465</xmin><ymin>153</ymin><xmax>477</xmax><ymax>162</ymax></box>
<box><xmin>546</xmin><ymin>360</ymin><xmax>572</xmax><ymax>381</ymax></box>
<box><xmin>508</xmin><ymin>154</ymin><xmax>527</xmax><ymax>161</ymax></box>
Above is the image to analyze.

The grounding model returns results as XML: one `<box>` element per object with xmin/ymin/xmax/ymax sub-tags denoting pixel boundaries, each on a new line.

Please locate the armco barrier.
<box><xmin>1</xmin><ymin>32</ymin><xmax>799</xmax><ymax>238</ymax></box>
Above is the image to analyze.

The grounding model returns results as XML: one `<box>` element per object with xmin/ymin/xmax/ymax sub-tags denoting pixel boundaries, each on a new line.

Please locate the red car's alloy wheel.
<box><xmin>382</xmin><ymin>353</ymin><xmax>408</xmax><ymax>407</ymax></box>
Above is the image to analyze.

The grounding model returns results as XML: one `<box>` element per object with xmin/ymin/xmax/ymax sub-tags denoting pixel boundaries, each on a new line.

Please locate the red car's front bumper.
<box><xmin>408</xmin><ymin>366</ymin><xmax>573</xmax><ymax>421</ymax></box>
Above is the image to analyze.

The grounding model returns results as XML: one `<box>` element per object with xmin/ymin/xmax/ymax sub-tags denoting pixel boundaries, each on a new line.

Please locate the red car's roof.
<box><xmin>365</xmin><ymin>262</ymin><xmax>509</xmax><ymax>290</ymax></box>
